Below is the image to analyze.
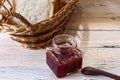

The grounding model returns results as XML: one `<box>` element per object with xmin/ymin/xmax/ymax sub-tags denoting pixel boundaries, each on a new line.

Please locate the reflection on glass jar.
<box><xmin>46</xmin><ymin>34</ymin><xmax>83</xmax><ymax>78</ymax></box>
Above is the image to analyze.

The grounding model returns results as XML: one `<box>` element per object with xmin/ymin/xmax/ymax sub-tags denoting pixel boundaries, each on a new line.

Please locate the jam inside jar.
<box><xmin>46</xmin><ymin>34</ymin><xmax>83</xmax><ymax>78</ymax></box>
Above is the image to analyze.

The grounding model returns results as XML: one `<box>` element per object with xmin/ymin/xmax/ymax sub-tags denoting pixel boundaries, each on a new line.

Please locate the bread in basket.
<box><xmin>0</xmin><ymin>0</ymin><xmax>78</xmax><ymax>49</ymax></box>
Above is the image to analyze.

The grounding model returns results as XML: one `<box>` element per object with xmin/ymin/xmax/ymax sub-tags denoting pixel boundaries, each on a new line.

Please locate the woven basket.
<box><xmin>0</xmin><ymin>0</ymin><xmax>78</xmax><ymax>49</ymax></box>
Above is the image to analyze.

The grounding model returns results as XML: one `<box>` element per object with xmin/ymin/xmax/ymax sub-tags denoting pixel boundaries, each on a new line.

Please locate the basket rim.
<box><xmin>0</xmin><ymin>0</ymin><xmax>78</xmax><ymax>35</ymax></box>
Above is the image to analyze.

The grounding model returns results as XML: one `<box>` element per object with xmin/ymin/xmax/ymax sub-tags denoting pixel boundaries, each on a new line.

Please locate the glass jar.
<box><xmin>46</xmin><ymin>34</ymin><xmax>83</xmax><ymax>78</ymax></box>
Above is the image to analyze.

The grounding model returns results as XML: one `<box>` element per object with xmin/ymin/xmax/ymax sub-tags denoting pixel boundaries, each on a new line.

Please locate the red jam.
<box><xmin>46</xmin><ymin>34</ymin><xmax>83</xmax><ymax>77</ymax></box>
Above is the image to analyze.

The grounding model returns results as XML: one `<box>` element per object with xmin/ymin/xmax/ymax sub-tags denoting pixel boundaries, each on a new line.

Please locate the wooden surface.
<box><xmin>0</xmin><ymin>0</ymin><xmax>120</xmax><ymax>80</ymax></box>
<box><xmin>78</xmin><ymin>0</ymin><xmax>120</xmax><ymax>17</ymax></box>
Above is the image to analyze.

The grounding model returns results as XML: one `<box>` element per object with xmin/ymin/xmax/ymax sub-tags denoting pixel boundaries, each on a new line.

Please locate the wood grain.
<box><xmin>64</xmin><ymin>30</ymin><xmax>120</xmax><ymax>48</ymax></box>
<box><xmin>65</xmin><ymin>18</ymin><xmax>120</xmax><ymax>31</ymax></box>
<box><xmin>1</xmin><ymin>0</ymin><xmax>120</xmax><ymax>79</ymax></box>
<box><xmin>78</xmin><ymin>0</ymin><xmax>120</xmax><ymax>17</ymax></box>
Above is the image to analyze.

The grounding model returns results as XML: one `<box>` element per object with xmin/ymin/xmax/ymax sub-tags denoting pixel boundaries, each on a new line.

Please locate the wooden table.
<box><xmin>0</xmin><ymin>0</ymin><xmax>120</xmax><ymax>80</ymax></box>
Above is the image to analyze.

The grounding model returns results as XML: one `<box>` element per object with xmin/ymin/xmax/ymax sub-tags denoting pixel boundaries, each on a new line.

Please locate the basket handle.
<box><xmin>61</xmin><ymin>0</ymin><xmax>71</xmax><ymax>3</ymax></box>
<box><xmin>10</xmin><ymin>12</ymin><xmax>32</xmax><ymax>26</ymax></box>
<box><xmin>0</xmin><ymin>0</ymin><xmax>32</xmax><ymax>26</ymax></box>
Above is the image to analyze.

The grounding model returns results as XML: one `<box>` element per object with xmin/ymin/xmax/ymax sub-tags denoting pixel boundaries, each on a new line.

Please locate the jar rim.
<box><xmin>52</xmin><ymin>34</ymin><xmax>77</xmax><ymax>48</ymax></box>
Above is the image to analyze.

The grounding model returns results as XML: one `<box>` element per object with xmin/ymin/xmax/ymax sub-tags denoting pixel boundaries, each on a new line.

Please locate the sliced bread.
<box><xmin>14</xmin><ymin>0</ymin><xmax>61</xmax><ymax>24</ymax></box>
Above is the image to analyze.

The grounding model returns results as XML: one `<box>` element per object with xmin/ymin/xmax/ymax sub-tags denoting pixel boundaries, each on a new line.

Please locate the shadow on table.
<box><xmin>64</xmin><ymin>5</ymin><xmax>90</xmax><ymax>49</ymax></box>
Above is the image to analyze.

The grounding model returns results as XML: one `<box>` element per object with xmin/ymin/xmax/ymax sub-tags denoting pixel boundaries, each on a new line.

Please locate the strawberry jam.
<box><xmin>46</xmin><ymin>34</ymin><xmax>83</xmax><ymax>77</ymax></box>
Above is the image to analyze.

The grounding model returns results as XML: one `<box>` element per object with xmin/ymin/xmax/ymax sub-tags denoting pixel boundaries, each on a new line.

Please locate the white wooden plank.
<box><xmin>64</xmin><ymin>30</ymin><xmax>120</xmax><ymax>48</ymax></box>
<box><xmin>65</xmin><ymin>17</ymin><xmax>120</xmax><ymax>31</ymax></box>
<box><xmin>0</xmin><ymin>33</ymin><xmax>19</xmax><ymax>47</ymax></box>
<box><xmin>83</xmin><ymin>48</ymin><xmax>120</xmax><ymax>75</ymax></box>
<box><xmin>77</xmin><ymin>0</ymin><xmax>120</xmax><ymax>17</ymax></box>
<box><xmin>0</xmin><ymin>66</ymin><xmax>112</xmax><ymax>80</ymax></box>
<box><xmin>0</xmin><ymin>47</ymin><xmax>46</xmax><ymax>67</ymax></box>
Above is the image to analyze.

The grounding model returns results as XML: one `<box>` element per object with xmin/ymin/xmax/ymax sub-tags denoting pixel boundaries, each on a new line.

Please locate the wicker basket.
<box><xmin>0</xmin><ymin>0</ymin><xmax>78</xmax><ymax>49</ymax></box>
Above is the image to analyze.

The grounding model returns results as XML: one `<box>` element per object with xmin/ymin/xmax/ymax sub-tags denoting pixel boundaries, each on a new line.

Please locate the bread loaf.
<box><xmin>14</xmin><ymin>0</ymin><xmax>61</xmax><ymax>24</ymax></box>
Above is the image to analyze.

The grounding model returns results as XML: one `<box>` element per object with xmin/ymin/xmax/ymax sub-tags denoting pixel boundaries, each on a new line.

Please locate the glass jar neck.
<box><xmin>52</xmin><ymin>34</ymin><xmax>77</xmax><ymax>54</ymax></box>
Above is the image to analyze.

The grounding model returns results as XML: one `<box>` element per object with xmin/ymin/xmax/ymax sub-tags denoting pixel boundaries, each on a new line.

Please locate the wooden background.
<box><xmin>0</xmin><ymin>0</ymin><xmax>120</xmax><ymax>80</ymax></box>
<box><xmin>78</xmin><ymin>0</ymin><xmax>120</xmax><ymax>17</ymax></box>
